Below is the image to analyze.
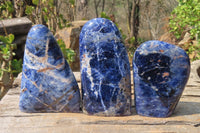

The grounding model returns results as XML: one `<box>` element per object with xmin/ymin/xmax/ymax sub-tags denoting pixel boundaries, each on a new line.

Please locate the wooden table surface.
<box><xmin>1</xmin><ymin>72</ymin><xmax>200</xmax><ymax>133</ymax></box>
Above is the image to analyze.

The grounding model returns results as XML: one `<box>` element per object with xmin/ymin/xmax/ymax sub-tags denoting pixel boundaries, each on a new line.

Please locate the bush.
<box><xmin>169</xmin><ymin>0</ymin><xmax>200</xmax><ymax>61</ymax></box>
<box><xmin>0</xmin><ymin>34</ymin><xmax>20</xmax><ymax>99</ymax></box>
<box><xmin>169</xmin><ymin>0</ymin><xmax>200</xmax><ymax>41</ymax></box>
<box><xmin>57</xmin><ymin>39</ymin><xmax>75</xmax><ymax>64</ymax></box>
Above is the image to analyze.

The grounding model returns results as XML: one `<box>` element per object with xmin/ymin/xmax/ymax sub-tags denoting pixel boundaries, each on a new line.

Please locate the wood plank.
<box><xmin>0</xmin><ymin>73</ymin><xmax>200</xmax><ymax>133</ymax></box>
<box><xmin>0</xmin><ymin>17</ymin><xmax>32</xmax><ymax>35</ymax></box>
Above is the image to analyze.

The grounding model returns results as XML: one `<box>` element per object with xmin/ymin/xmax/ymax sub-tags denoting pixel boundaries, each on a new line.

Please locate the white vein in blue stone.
<box><xmin>20</xmin><ymin>25</ymin><xmax>80</xmax><ymax>113</ymax></box>
<box><xmin>133</xmin><ymin>40</ymin><xmax>190</xmax><ymax>117</ymax></box>
<box><xmin>80</xmin><ymin>18</ymin><xmax>131</xmax><ymax>116</ymax></box>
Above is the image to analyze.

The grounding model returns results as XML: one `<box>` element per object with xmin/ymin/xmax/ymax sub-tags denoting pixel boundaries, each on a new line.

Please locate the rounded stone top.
<box><xmin>28</xmin><ymin>24</ymin><xmax>52</xmax><ymax>40</ymax></box>
<box><xmin>80</xmin><ymin>18</ymin><xmax>121</xmax><ymax>44</ymax></box>
<box><xmin>25</xmin><ymin>24</ymin><xmax>56</xmax><ymax>57</ymax></box>
<box><xmin>134</xmin><ymin>40</ymin><xmax>188</xmax><ymax>58</ymax></box>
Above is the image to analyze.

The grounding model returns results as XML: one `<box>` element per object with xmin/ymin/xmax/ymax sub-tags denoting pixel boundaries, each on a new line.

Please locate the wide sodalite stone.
<box><xmin>133</xmin><ymin>40</ymin><xmax>190</xmax><ymax>117</ymax></box>
<box><xmin>79</xmin><ymin>18</ymin><xmax>131</xmax><ymax>116</ymax></box>
<box><xmin>19</xmin><ymin>24</ymin><xmax>81</xmax><ymax>113</ymax></box>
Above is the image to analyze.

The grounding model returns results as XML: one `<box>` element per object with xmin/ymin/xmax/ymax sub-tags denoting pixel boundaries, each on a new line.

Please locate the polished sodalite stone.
<box><xmin>19</xmin><ymin>24</ymin><xmax>81</xmax><ymax>113</ymax></box>
<box><xmin>79</xmin><ymin>18</ymin><xmax>131</xmax><ymax>116</ymax></box>
<box><xmin>133</xmin><ymin>40</ymin><xmax>190</xmax><ymax>117</ymax></box>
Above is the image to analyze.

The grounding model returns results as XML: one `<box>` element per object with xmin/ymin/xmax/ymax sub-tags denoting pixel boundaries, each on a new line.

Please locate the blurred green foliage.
<box><xmin>57</xmin><ymin>39</ymin><xmax>76</xmax><ymax>64</ymax></box>
<box><xmin>170</xmin><ymin>0</ymin><xmax>200</xmax><ymax>41</ymax></box>
<box><xmin>0</xmin><ymin>34</ymin><xmax>22</xmax><ymax>77</ymax></box>
<box><xmin>170</xmin><ymin>0</ymin><xmax>200</xmax><ymax>61</ymax></box>
<box><xmin>0</xmin><ymin>1</ymin><xmax>14</xmax><ymax>19</ymax></box>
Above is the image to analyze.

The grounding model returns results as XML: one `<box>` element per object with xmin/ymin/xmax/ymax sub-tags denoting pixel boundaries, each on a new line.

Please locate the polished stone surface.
<box><xmin>79</xmin><ymin>18</ymin><xmax>131</xmax><ymax>116</ymax></box>
<box><xmin>133</xmin><ymin>40</ymin><xmax>190</xmax><ymax>117</ymax></box>
<box><xmin>19</xmin><ymin>24</ymin><xmax>81</xmax><ymax>113</ymax></box>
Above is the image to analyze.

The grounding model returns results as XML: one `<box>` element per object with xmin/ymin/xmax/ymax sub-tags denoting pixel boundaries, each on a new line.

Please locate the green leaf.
<box><xmin>100</xmin><ymin>12</ymin><xmax>111</xmax><ymax>20</ymax></box>
<box><xmin>32</xmin><ymin>0</ymin><xmax>39</xmax><ymax>5</ymax></box>
<box><xmin>11</xmin><ymin>59</ymin><xmax>22</xmax><ymax>75</ymax></box>
<box><xmin>25</xmin><ymin>6</ymin><xmax>35</xmax><ymax>15</ymax></box>
<box><xmin>0</xmin><ymin>68</ymin><xmax>9</xmax><ymax>72</ymax></box>
<box><xmin>8</xmin><ymin>34</ymin><xmax>14</xmax><ymax>44</ymax></box>
<box><xmin>57</xmin><ymin>39</ymin><xmax>75</xmax><ymax>64</ymax></box>
<box><xmin>5</xmin><ymin>1</ymin><xmax>14</xmax><ymax>13</ymax></box>
<box><xmin>0</xmin><ymin>34</ymin><xmax>14</xmax><ymax>44</ymax></box>
<box><xmin>48</xmin><ymin>0</ymin><xmax>54</xmax><ymax>7</ymax></box>
<box><xmin>0</xmin><ymin>35</ymin><xmax>8</xmax><ymax>44</ymax></box>
<box><xmin>43</xmin><ymin>7</ymin><xmax>48</xmax><ymax>13</ymax></box>
<box><xmin>69</xmin><ymin>0</ymin><xmax>75</xmax><ymax>5</ymax></box>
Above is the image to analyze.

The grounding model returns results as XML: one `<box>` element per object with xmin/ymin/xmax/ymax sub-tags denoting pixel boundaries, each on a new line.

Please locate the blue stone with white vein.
<box><xmin>19</xmin><ymin>24</ymin><xmax>81</xmax><ymax>113</ymax></box>
<box><xmin>80</xmin><ymin>18</ymin><xmax>131</xmax><ymax>116</ymax></box>
<box><xmin>133</xmin><ymin>40</ymin><xmax>190</xmax><ymax>117</ymax></box>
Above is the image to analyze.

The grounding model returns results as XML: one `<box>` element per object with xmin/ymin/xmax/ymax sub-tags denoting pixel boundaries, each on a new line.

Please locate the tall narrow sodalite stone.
<box><xmin>133</xmin><ymin>40</ymin><xmax>190</xmax><ymax>117</ymax></box>
<box><xmin>19</xmin><ymin>24</ymin><xmax>81</xmax><ymax>113</ymax></box>
<box><xmin>79</xmin><ymin>18</ymin><xmax>131</xmax><ymax>116</ymax></box>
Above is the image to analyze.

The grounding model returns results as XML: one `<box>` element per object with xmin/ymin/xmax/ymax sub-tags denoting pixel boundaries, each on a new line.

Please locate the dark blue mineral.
<box><xmin>79</xmin><ymin>18</ymin><xmax>131</xmax><ymax>116</ymax></box>
<box><xmin>19</xmin><ymin>24</ymin><xmax>81</xmax><ymax>113</ymax></box>
<box><xmin>133</xmin><ymin>40</ymin><xmax>190</xmax><ymax>117</ymax></box>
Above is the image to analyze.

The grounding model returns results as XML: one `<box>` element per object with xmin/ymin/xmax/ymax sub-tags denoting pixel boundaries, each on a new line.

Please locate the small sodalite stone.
<box><xmin>79</xmin><ymin>18</ymin><xmax>131</xmax><ymax>116</ymax></box>
<box><xmin>133</xmin><ymin>40</ymin><xmax>190</xmax><ymax>117</ymax></box>
<box><xmin>19</xmin><ymin>24</ymin><xmax>81</xmax><ymax>113</ymax></box>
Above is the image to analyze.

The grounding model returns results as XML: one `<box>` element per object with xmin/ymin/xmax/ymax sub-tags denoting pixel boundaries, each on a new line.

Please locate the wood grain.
<box><xmin>0</xmin><ymin>72</ymin><xmax>200</xmax><ymax>133</ymax></box>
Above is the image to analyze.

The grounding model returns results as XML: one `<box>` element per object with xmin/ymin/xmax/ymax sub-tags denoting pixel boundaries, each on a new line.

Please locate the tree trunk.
<box><xmin>130</xmin><ymin>0</ymin><xmax>140</xmax><ymax>46</ymax></box>
<box><xmin>102</xmin><ymin>0</ymin><xmax>105</xmax><ymax>12</ymax></box>
<box><xmin>127</xmin><ymin>0</ymin><xmax>132</xmax><ymax>35</ymax></box>
<box><xmin>94</xmin><ymin>0</ymin><xmax>101</xmax><ymax>18</ymax></box>
<box><xmin>75</xmin><ymin>0</ymin><xmax>88</xmax><ymax>20</ymax></box>
<box><xmin>108</xmin><ymin>0</ymin><xmax>115</xmax><ymax>15</ymax></box>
